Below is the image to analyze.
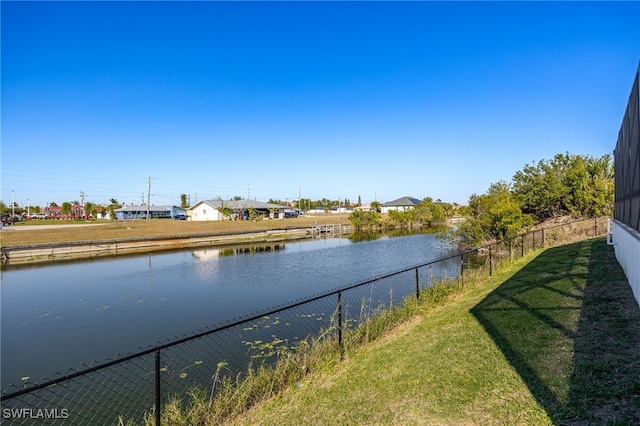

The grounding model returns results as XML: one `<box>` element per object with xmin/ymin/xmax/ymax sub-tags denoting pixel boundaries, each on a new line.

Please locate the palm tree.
<box><xmin>247</xmin><ymin>206</ymin><xmax>260</xmax><ymax>221</ymax></box>
<box><xmin>217</xmin><ymin>202</ymin><xmax>233</xmax><ymax>220</ymax></box>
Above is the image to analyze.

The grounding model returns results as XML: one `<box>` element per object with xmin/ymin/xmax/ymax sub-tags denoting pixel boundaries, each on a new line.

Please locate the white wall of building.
<box><xmin>307</xmin><ymin>208</ymin><xmax>329</xmax><ymax>214</ymax></box>
<box><xmin>381</xmin><ymin>205</ymin><xmax>414</xmax><ymax>214</ymax></box>
<box><xmin>612</xmin><ymin>220</ymin><xmax>640</xmax><ymax>308</ymax></box>
<box><xmin>190</xmin><ymin>203</ymin><xmax>222</xmax><ymax>221</ymax></box>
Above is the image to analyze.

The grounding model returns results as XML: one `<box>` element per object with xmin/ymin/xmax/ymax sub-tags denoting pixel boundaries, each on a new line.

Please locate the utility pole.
<box><xmin>147</xmin><ymin>177</ymin><xmax>151</xmax><ymax>222</ymax></box>
<box><xmin>80</xmin><ymin>190</ymin><xmax>85</xmax><ymax>219</ymax></box>
<box><xmin>11</xmin><ymin>191</ymin><xmax>15</xmax><ymax>219</ymax></box>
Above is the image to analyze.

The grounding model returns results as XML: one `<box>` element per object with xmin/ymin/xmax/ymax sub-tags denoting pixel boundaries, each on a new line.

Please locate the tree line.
<box><xmin>348</xmin><ymin>198</ymin><xmax>455</xmax><ymax>231</ymax></box>
<box><xmin>453</xmin><ymin>152</ymin><xmax>613</xmax><ymax>247</ymax></box>
<box><xmin>346</xmin><ymin>152</ymin><xmax>614</xmax><ymax>249</ymax></box>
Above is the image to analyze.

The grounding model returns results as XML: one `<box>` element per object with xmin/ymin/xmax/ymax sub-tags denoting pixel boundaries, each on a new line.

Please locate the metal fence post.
<box><xmin>594</xmin><ymin>217</ymin><xmax>598</xmax><ymax>236</ymax></box>
<box><xmin>337</xmin><ymin>291</ymin><xmax>343</xmax><ymax>360</ymax></box>
<box><xmin>415</xmin><ymin>267</ymin><xmax>420</xmax><ymax>300</ymax></box>
<box><xmin>541</xmin><ymin>228</ymin><xmax>545</xmax><ymax>248</ymax></box>
<box><xmin>155</xmin><ymin>349</ymin><xmax>161</xmax><ymax>426</ymax></box>
<box><xmin>460</xmin><ymin>254</ymin><xmax>464</xmax><ymax>287</ymax></box>
<box><xmin>521</xmin><ymin>234</ymin><xmax>525</xmax><ymax>257</ymax></box>
<box><xmin>532</xmin><ymin>230</ymin><xmax>536</xmax><ymax>251</ymax></box>
<box><xmin>489</xmin><ymin>246</ymin><xmax>493</xmax><ymax>276</ymax></box>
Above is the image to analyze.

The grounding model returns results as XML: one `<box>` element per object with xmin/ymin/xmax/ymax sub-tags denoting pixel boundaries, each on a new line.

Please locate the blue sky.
<box><xmin>2</xmin><ymin>1</ymin><xmax>639</xmax><ymax>208</ymax></box>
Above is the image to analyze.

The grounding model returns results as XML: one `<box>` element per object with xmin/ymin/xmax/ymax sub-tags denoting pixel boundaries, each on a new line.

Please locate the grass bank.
<box><xmin>0</xmin><ymin>215</ymin><xmax>350</xmax><ymax>246</ymax></box>
<box><xmin>144</xmin><ymin>237</ymin><xmax>640</xmax><ymax>425</ymax></box>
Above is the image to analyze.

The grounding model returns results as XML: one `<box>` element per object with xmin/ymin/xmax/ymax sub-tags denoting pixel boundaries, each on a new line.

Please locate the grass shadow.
<box><xmin>471</xmin><ymin>238</ymin><xmax>640</xmax><ymax>424</ymax></box>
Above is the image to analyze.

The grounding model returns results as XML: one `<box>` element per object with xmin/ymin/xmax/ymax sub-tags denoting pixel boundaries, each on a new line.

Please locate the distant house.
<box><xmin>45</xmin><ymin>206</ymin><xmax>62</xmax><ymax>217</ymax></box>
<box><xmin>331</xmin><ymin>206</ymin><xmax>350</xmax><ymax>214</ymax></box>
<box><xmin>380</xmin><ymin>196</ymin><xmax>421</xmax><ymax>214</ymax></box>
<box><xmin>189</xmin><ymin>200</ymin><xmax>223</xmax><ymax>221</ymax></box>
<box><xmin>188</xmin><ymin>199</ymin><xmax>285</xmax><ymax>221</ymax></box>
<box><xmin>95</xmin><ymin>206</ymin><xmax>111</xmax><ymax>220</ymax></box>
<box><xmin>115</xmin><ymin>205</ymin><xmax>186</xmax><ymax>221</ymax></box>
<box><xmin>307</xmin><ymin>206</ymin><xmax>330</xmax><ymax>214</ymax></box>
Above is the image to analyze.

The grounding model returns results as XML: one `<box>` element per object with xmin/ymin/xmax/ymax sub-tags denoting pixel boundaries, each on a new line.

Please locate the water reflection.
<box><xmin>192</xmin><ymin>247</ymin><xmax>222</xmax><ymax>260</ymax></box>
<box><xmin>192</xmin><ymin>244</ymin><xmax>286</xmax><ymax>279</ymax></box>
<box><xmin>349</xmin><ymin>231</ymin><xmax>384</xmax><ymax>242</ymax></box>
<box><xmin>193</xmin><ymin>243</ymin><xmax>286</xmax><ymax>259</ymax></box>
<box><xmin>349</xmin><ymin>226</ymin><xmax>449</xmax><ymax>243</ymax></box>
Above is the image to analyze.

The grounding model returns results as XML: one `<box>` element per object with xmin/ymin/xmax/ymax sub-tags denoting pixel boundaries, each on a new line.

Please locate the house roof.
<box><xmin>189</xmin><ymin>199</ymin><xmax>284</xmax><ymax>211</ymax></box>
<box><xmin>115</xmin><ymin>205</ymin><xmax>184</xmax><ymax>213</ymax></box>
<box><xmin>381</xmin><ymin>196</ymin><xmax>421</xmax><ymax>207</ymax></box>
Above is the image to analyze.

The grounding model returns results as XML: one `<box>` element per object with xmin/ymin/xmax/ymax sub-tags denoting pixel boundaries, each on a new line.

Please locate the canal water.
<box><xmin>1</xmin><ymin>231</ymin><xmax>460</xmax><ymax>389</ymax></box>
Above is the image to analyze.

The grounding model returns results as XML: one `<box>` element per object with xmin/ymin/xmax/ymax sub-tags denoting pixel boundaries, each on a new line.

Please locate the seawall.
<box><xmin>1</xmin><ymin>226</ymin><xmax>343</xmax><ymax>266</ymax></box>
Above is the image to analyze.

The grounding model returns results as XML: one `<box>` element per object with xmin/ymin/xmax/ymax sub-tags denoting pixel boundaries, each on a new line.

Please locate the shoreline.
<box><xmin>0</xmin><ymin>224</ymin><xmax>351</xmax><ymax>267</ymax></box>
<box><xmin>0</xmin><ymin>216</ymin><xmax>461</xmax><ymax>266</ymax></box>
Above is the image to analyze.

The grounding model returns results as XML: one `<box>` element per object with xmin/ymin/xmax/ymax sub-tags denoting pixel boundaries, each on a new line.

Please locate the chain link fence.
<box><xmin>1</xmin><ymin>217</ymin><xmax>606</xmax><ymax>425</ymax></box>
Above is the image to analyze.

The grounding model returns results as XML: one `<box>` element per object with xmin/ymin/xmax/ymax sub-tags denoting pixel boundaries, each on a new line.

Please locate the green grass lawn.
<box><xmin>222</xmin><ymin>238</ymin><xmax>640</xmax><ymax>425</ymax></box>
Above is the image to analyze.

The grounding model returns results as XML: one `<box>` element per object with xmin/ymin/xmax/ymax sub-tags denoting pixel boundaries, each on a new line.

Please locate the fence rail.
<box><xmin>1</xmin><ymin>217</ymin><xmax>607</xmax><ymax>425</ymax></box>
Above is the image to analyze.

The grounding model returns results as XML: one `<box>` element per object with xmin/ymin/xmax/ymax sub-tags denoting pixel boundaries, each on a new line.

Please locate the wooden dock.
<box><xmin>311</xmin><ymin>224</ymin><xmax>351</xmax><ymax>238</ymax></box>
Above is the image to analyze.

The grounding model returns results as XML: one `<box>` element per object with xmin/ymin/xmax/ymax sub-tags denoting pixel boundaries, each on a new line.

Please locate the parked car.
<box><xmin>173</xmin><ymin>214</ymin><xmax>187</xmax><ymax>220</ymax></box>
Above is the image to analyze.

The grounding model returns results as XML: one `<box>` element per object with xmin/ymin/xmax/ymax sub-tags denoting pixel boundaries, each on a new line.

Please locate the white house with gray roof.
<box><xmin>188</xmin><ymin>199</ymin><xmax>285</xmax><ymax>221</ymax></box>
<box><xmin>115</xmin><ymin>205</ymin><xmax>186</xmax><ymax>220</ymax></box>
<box><xmin>380</xmin><ymin>196</ymin><xmax>421</xmax><ymax>214</ymax></box>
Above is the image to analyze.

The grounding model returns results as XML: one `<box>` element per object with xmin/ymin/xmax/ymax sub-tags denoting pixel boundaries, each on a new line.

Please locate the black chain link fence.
<box><xmin>1</xmin><ymin>218</ymin><xmax>606</xmax><ymax>425</ymax></box>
